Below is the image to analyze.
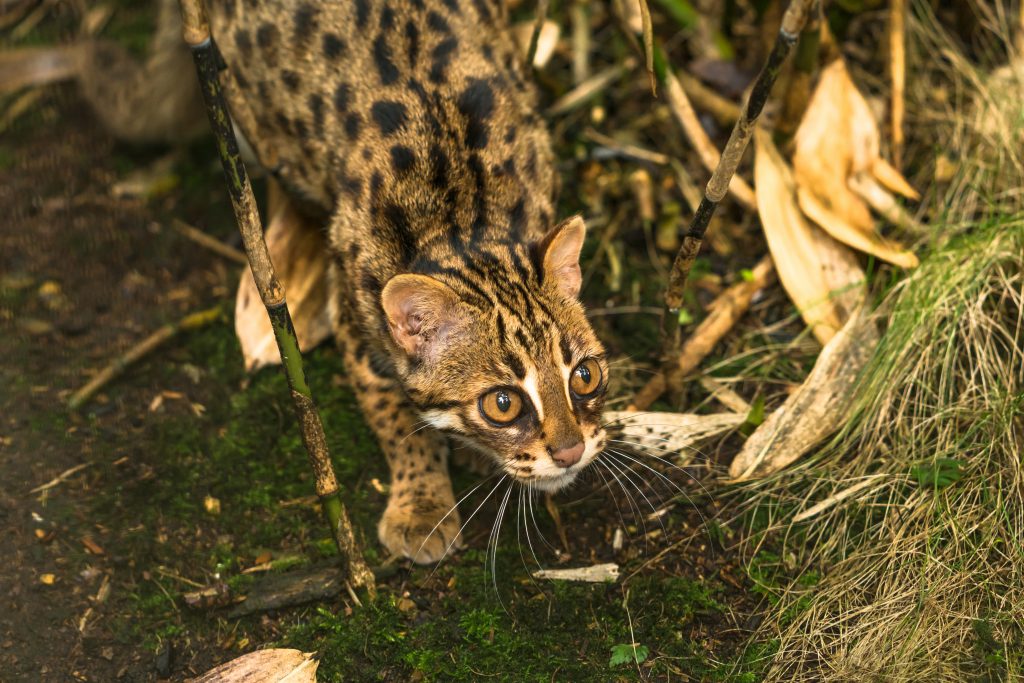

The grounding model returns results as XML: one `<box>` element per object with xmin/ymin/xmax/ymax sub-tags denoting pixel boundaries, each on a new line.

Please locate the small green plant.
<box><xmin>609</xmin><ymin>643</ymin><xmax>649</xmax><ymax>667</ymax></box>
<box><xmin>910</xmin><ymin>458</ymin><xmax>963</xmax><ymax>489</ymax></box>
<box><xmin>459</xmin><ymin>609</ymin><xmax>500</xmax><ymax>645</ymax></box>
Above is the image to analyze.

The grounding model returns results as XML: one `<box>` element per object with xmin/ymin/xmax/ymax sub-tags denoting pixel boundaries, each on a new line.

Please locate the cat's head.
<box><xmin>381</xmin><ymin>216</ymin><xmax>607</xmax><ymax>491</ymax></box>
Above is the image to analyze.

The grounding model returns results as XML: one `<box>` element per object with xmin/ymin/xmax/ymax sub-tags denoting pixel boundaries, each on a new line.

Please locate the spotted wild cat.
<box><xmin>75</xmin><ymin>0</ymin><xmax>613</xmax><ymax>563</ymax></box>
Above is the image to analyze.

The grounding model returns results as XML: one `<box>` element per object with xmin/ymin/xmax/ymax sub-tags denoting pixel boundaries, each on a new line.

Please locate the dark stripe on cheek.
<box><xmin>504</xmin><ymin>352</ymin><xmax>526</xmax><ymax>380</ymax></box>
<box><xmin>559</xmin><ymin>335</ymin><xmax>573</xmax><ymax>366</ymax></box>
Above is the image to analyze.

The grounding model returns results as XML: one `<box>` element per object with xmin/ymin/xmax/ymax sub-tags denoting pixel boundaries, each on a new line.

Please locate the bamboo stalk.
<box><xmin>175</xmin><ymin>0</ymin><xmax>374</xmax><ymax>596</ymax></box>
<box><xmin>663</xmin><ymin>0</ymin><xmax>818</xmax><ymax>312</ymax></box>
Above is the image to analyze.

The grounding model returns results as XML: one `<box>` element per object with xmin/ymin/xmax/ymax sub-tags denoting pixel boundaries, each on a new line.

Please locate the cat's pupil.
<box><xmin>576</xmin><ymin>365</ymin><xmax>591</xmax><ymax>384</ymax></box>
<box><xmin>496</xmin><ymin>391</ymin><xmax>511</xmax><ymax>412</ymax></box>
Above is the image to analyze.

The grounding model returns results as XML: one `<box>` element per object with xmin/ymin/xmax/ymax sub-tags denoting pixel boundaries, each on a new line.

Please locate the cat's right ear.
<box><xmin>381</xmin><ymin>274</ymin><xmax>466</xmax><ymax>358</ymax></box>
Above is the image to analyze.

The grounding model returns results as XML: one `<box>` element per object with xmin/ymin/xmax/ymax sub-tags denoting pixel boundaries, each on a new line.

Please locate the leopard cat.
<box><xmin>72</xmin><ymin>0</ymin><xmax>613</xmax><ymax>564</ymax></box>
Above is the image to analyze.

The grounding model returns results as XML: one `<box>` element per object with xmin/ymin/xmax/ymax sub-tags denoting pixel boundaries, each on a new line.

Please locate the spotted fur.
<box><xmin>209</xmin><ymin>0</ymin><xmax>609</xmax><ymax>563</ymax></box>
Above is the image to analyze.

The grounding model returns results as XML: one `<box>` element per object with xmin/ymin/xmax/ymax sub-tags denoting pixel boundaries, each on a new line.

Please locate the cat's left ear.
<box><xmin>381</xmin><ymin>273</ymin><xmax>468</xmax><ymax>358</ymax></box>
<box><xmin>537</xmin><ymin>215</ymin><xmax>586</xmax><ymax>299</ymax></box>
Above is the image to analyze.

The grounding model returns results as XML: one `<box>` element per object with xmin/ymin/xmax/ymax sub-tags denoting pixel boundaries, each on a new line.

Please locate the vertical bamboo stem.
<box><xmin>175</xmin><ymin>0</ymin><xmax>375</xmax><ymax>596</ymax></box>
<box><xmin>663</xmin><ymin>0</ymin><xmax>817</xmax><ymax>311</ymax></box>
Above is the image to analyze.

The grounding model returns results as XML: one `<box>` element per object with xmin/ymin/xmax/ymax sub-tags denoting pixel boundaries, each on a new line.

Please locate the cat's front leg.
<box><xmin>334</xmin><ymin>312</ymin><xmax>463</xmax><ymax>564</ymax></box>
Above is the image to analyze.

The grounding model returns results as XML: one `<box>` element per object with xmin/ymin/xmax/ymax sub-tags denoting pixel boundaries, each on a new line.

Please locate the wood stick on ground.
<box><xmin>889</xmin><ymin>0</ymin><xmax>906</xmax><ymax>168</ymax></box>
<box><xmin>570</xmin><ymin>1</ymin><xmax>590</xmax><ymax>85</ymax></box>
<box><xmin>630</xmin><ymin>256</ymin><xmax>774</xmax><ymax>411</ymax></box>
<box><xmin>171</xmin><ymin>218</ymin><xmax>247</xmax><ymax>264</ymax></box>
<box><xmin>664</xmin><ymin>0</ymin><xmax>817</xmax><ymax>312</ymax></box>
<box><xmin>175</xmin><ymin>0</ymin><xmax>375</xmax><ymax>597</ymax></box>
<box><xmin>638</xmin><ymin>0</ymin><xmax>656</xmax><ymax>96</ymax></box>
<box><xmin>548</xmin><ymin>60</ymin><xmax>636</xmax><ymax>116</ymax></box>
<box><xmin>67</xmin><ymin>306</ymin><xmax>222</xmax><ymax>411</ymax></box>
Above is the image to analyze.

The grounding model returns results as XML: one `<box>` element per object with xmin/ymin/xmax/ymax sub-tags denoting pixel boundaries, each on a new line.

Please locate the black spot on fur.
<box><xmin>256</xmin><ymin>23</ymin><xmax>277</xmax><ymax>49</ymax></box>
<box><xmin>281</xmin><ymin>70</ymin><xmax>300</xmax><ymax>92</ymax></box>
<box><xmin>379</xmin><ymin>204</ymin><xmax>417</xmax><ymax>266</ymax></box>
<box><xmin>294</xmin><ymin>118</ymin><xmax>308</xmax><ymax>141</ymax></box>
<box><xmin>322</xmin><ymin>33</ymin><xmax>345</xmax><ymax>60</ymax></box>
<box><xmin>309</xmin><ymin>93</ymin><xmax>325</xmax><ymax>134</ymax></box>
<box><xmin>373</xmin><ymin>36</ymin><xmax>399</xmax><ymax>85</ymax></box>
<box><xmin>426</xmin><ymin>10</ymin><xmax>451</xmax><ymax>33</ymax></box>
<box><xmin>371</xmin><ymin>100</ymin><xmax>407</xmax><ymax>136</ymax></box>
<box><xmin>559</xmin><ymin>336</ymin><xmax>573</xmax><ymax>366</ymax></box>
<box><xmin>233</xmin><ymin>29</ymin><xmax>252</xmax><ymax>55</ymax></box>
<box><xmin>379</xmin><ymin>4</ymin><xmax>395</xmax><ymax>30</ymax></box>
<box><xmin>429</xmin><ymin>37</ymin><xmax>458</xmax><ymax>83</ymax></box>
<box><xmin>339</xmin><ymin>172</ymin><xmax>363</xmax><ymax>202</ymax></box>
<box><xmin>344</xmin><ymin>112</ymin><xmax>362</xmax><ymax>140</ymax></box>
<box><xmin>504</xmin><ymin>125</ymin><xmax>518</xmax><ymax>143</ymax></box>
<box><xmin>293</xmin><ymin>4</ymin><xmax>318</xmax><ymax>45</ymax></box>
<box><xmin>441</xmin><ymin>0</ymin><xmax>460</xmax><ymax>12</ymax></box>
<box><xmin>457</xmin><ymin>79</ymin><xmax>495</xmax><ymax>149</ymax></box>
<box><xmin>470</xmin><ymin>0</ymin><xmax>492</xmax><ymax>21</ymax></box>
<box><xmin>355</xmin><ymin>0</ymin><xmax>370</xmax><ymax>28</ymax></box>
<box><xmin>429</xmin><ymin>145</ymin><xmax>449</xmax><ymax>189</ymax></box>
<box><xmin>390</xmin><ymin>146</ymin><xmax>416</xmax><ymax>174</ymax></box>
<box><xmin>333</xmin><ymin>83</ymin><xmax>351</xmax><ymax>112</ymax></box>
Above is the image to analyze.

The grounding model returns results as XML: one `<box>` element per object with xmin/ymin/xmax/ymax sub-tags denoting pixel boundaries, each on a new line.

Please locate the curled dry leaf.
<box><xmin>729</xmin><ymin>306</ymin><xmax>880</xmax><ymax>481</ymax></box>
<box><xmin>235</xmin><ymin>182</ymin><xmax>332</xmax><ymax>372</ymax></box>
<box><xmin>755</xmin><ymin>129</ymin><xmax>865</xmax><ymax>345</ymax></box>
<box><xmin>794</xmin><ymin>59</ymin><xmax>919</xmax><ymax>266</ymax></box>
<box><xmin>188</xmin><ymin>648</ymin><xmax>318</xmax><ymax>683</ymax></box>
<box><xmin>603</xmin><ymin>411</ymin><xmax>744</xmax><ymax>464</ymax></box>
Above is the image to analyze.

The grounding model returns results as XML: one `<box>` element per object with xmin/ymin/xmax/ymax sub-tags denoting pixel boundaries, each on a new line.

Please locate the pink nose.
<box><xmin>551</xmin><ymin>442</ymin><xmax>584</xmax><ymax>468</ymax></box>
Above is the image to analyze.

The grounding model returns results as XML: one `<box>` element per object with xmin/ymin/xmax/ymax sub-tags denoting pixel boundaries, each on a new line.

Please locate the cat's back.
<box><xmin>209</xmin><ymin>0</ymin><xmax>555</xmax><ymax>234</ymax></box>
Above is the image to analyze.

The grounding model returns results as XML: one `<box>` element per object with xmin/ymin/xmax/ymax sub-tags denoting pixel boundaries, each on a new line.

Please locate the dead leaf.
<box><xmin>794</xmin><ymin>59</ymin><xmax>919</xmax><ymax>264</ymax></box>
<box><xmin>82</xmin><ymin>537</ymin><xmax>105</xmax><ymax>555</ymax></box>
<box><xmin>729</xmin><ymin>306</ymin><xmax>879</xmax><ymax>481</ymax></box>
<box><xmin>755</xmin><ymin>129</ymin><xmax>865</xmax><ymax>345</ymax></box>
<box><xmin>533</xmin><ymin>563</ymin><xmax>619</xmax><ymax>583</ymax></box>
<box><xmin>188</xmin><ymin>648</ymin><xmax>318</xmax><ymax>683</ymax></box>
<box><xmin>204</xmin><ymin>495</ymin><xmax>221</xmax><ymax>515</ymax></box>
<box><xmin>40</xmin><ymin>573</ymin><xmax>55</xmax><ymax>585</ymax></box>
<box><xmin>235</xmin><ymin>181</ymin><xmax>332</xmax><ymax>372</ymax></box>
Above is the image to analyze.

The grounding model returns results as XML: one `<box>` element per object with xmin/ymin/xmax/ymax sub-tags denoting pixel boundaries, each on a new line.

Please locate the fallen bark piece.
<box><xmin>533</xmin><ymin>563</ymin><xmax>619</xmax><ymax>583</ymax></box>
<box><xmin>225</xmin><ymin>563</ymin><xmax>345</xmax><ymax>618</ymax></box>
<box><xmin>729</xmin><ymin>306</ymin><xmax>880</xmax><ymax>481</ymax></box>
<box><xmin>188</xmin><ymin>649</ymin><xmax>318</xmax><ymax>683</ymax></box>
<box><xmin>755</xmin><ymin>129</ymin><xmax>865</xmax><ymax>346</ymax></box>
<box><xmin>604</xmin><ymin>411</ymin><xmax>744</xmax><ymax>464</ymax></box>
<box><xmin>235</xmin><ymin>181</ymin><xmax>332</xmax><ymax>372</ymax></box>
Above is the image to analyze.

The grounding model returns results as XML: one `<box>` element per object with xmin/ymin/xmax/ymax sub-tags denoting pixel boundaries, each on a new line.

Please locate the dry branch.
<box><xmin>68</xmin><ymin>306</ymin><xmax>222</xmax><ymax>411</ymax></box>
<box><xmin>889</xmin><ymin>0</ymin><xmax>906</xmax><ymax>168</ymax></box>
<box><xmin>175</xmin><ymin>0</ymin><xmax>374</xmax><ymax>596</ymax></box>
<box><xmin>171</xmin><ymin>219</ymin><xmax>247</xmax><ymax>264</ymax></box>
<box><xmin>664</xmin><ymin>0</ymin><xmax>818</xmax><ymax>311</ymax></box>
<box><xmin>629</xmin><ymin>256</ymin><xmax>775</xmax><ymax>410</ymax></box>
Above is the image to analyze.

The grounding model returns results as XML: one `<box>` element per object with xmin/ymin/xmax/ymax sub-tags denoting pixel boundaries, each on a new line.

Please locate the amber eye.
<box><xmin>479</xmin><ymin>388</ymin><xmax>524</xmax><ymax>425</ymax></box>
<box><xmin>570</xmin><ymin>359</ymin><xmax>602</xmax><ymax>398</ymax></box>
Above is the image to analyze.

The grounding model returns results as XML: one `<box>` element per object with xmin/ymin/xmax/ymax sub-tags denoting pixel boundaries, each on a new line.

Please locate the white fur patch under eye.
<box><xmin>422</xmin><ymin>409</ymin><xmax>462</xmax><ymax>432</ymax></box>
<box><xmin>522</xmin><ymin>365</ymin><xmax>544</xmax><ymax>422</ymax></box>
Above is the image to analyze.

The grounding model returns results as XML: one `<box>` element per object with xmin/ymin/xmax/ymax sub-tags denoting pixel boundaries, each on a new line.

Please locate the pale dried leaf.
<box><xmin>794</xmin><ymin>59</ymin><xmax>920</xmax><ymax>257</ymax></box>
<box><xmin>604</xmin><ymin>410</ymin><xmax>744</xmax><ymax>464</ymax></box>
<box><xmin>755</xmin><ymin>130</ymin><xmax>866</xmax><ymax>345</ymax></box>
<box><xmin>533</xmin><ymin>563</ymin><xmax>619</xmax><ymax>583</ymax></box>
<box><xmin>188</xmin><ymin>649</ymin><xmax>318</xmax><ymax>683</ymax></box>
<box><xmin>797</xmin><ymin>185</ymin><xmax>919</xmax><ymax>268</ymax></box>
<box><xmin>235</xmin><ymin>185</ymin><xmax>332</xmax><ymax>372</ymax></box>
<box><xmin>729</xmin><ymin>307</ymin><xmax>880</xmax><ymax>481</ymax></box>
<box><xmin>513</xmin><ymin>19</ymin><xmax>560</xmax><ymax>68</ymax></box>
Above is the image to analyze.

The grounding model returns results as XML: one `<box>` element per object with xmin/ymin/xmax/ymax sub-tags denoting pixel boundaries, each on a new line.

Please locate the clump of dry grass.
<box><xmin>733</xmin><ymin>3</ymin><xmax>1024</xmax><ymax>680</ymax></box>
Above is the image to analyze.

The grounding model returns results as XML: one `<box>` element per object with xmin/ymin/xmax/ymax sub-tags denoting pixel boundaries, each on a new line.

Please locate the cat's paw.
<box><xmin>378</xmin><ymin>498</ymin><xmax>463</xmax><ymax>564</ymax></box>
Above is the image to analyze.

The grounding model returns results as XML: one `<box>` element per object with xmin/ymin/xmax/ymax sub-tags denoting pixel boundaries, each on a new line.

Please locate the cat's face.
<box><xmin>382</xmin><ymin>217</ymin><xmax>608</xmax><ymax>491</ymax></box>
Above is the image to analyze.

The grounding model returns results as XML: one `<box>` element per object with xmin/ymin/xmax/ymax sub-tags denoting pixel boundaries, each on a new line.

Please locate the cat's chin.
<box><xmin>523</xmin><ymin>471</ymin><xmax>579</xmax><ymax>493</ymax></box>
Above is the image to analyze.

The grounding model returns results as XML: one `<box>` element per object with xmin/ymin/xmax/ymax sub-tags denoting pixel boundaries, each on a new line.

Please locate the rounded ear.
<box><xmin>381</xmin><ymin>274</ymin><xmax>467</xmax><ymax>358</ymax></box>
<box><xmin>537</xmin><ymin>215</ymin><xmax>586</xmax><ymax>299</ymax></box>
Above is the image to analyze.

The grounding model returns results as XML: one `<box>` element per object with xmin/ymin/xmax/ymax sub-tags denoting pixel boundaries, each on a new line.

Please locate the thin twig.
<box><xmin>548</xmin><ymin>60</ymin><xmax>636</xmax><ymax>116</ymax></box>
<box><xmin>570</xmin><ymin>1</ymin><xmax>590</xmax><ymax>85</ymax></box>
<box><xmin>175</xmin><ymin>0</ymin><xmax>375</xmax><ymax>597</ymax></box>
<box><xmin>889</xmin><ymin>0</ymin><xmax>906</xmax><ymax>168</ymax></box>
<box><xmin>29</xmin><ymin>462</ymin><xmax>93</xmax><ymax>494</ymax></box>
<box><xmin>583</xmin><ymin>128</ymin><xmax>670</xmax><ymax>165</ymax></box>
<box><xmin>638</xmin><ymin>0</ymin><xmax>656</xmax><ymax>96</ymax></box>
<box><xmin>68</xmin><ymin>306</ymin><xmax>222</xmax><ymax>410</ymax></box>
<box><xmin>171</xmin><ymin>219</ymin><xmax>247</xmax><ymax>264</ymax></box>
<box><xmin>664</xmin><ymin>0</ymin><xmax>818</xmax><ymax>311</ymax></box>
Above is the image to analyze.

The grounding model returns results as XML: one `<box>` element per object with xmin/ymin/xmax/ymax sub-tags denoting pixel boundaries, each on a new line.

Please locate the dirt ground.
<box><xmin>0</xmin><ymin>77</ymin><xmax>782</xmax><ymax>681</ymax></box>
